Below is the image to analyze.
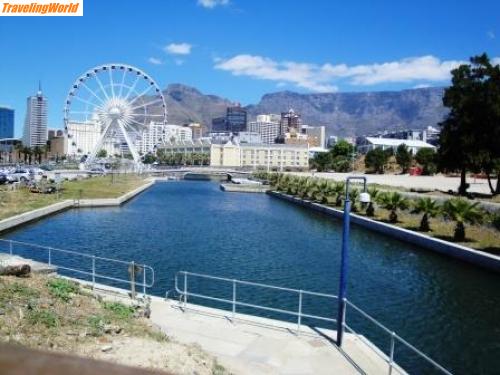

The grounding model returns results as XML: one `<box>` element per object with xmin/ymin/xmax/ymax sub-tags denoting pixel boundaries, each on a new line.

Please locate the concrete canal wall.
<box><xmin>0</xmin><ymin>180</ymin><xmax>156</xmax><ymax>234</ymax></box>
<box><xmin>269</xmin><ymin>191</ymin><xmax>500</xmax><ymax>273</ymax></box>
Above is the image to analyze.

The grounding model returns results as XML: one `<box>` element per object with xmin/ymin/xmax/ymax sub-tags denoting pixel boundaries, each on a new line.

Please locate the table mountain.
<box><xmin>157</xmin><ymin>84</ymin><xmax>447</xmax><ymax>136</ymax></box>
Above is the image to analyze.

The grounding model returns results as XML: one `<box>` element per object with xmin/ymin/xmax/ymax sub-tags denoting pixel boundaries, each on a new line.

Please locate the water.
<box><xmin>2</xmin><ymin>181</ymin><xmax>499</xmax><ymax>374</ymax></box>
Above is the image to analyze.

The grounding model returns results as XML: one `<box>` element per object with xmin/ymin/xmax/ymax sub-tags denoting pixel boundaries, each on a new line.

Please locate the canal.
<box><xmin>2</xmin><ymin>181</ymin><xmax>499</xmax><ymax>374</ymax></box>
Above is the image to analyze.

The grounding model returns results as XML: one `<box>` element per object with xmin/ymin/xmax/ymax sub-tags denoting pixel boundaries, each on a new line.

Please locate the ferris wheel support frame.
<box><xmin>63</xmin><ymin>63</ymin><xmax>167</xmax><ymax>170</ymax></box>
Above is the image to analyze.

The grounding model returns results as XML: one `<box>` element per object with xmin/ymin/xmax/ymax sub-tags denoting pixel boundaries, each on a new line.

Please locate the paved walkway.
<box><xmin>149</xmin><ymin>298</ymin><xmax>398</xmax><ymax>375</ymax></box>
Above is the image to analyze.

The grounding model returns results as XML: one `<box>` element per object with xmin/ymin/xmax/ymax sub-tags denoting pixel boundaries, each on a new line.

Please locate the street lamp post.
<box><xmin>336</xmin><ymin>176</ymin><xmax>370</xmax><ymax>347</ymax></box>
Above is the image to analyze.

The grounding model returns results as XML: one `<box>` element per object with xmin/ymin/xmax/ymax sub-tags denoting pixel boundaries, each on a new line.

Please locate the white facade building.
<box><xmin>248</xmin><ymin>114</ymin><xmax>281</xmax><ymax>144</ymax></box>
<box><xmin>211</xmin><ymin>142</ymin><xmax>309</xmax><ymax>169</ymax></box>
<box><xmin>357</xmin><ymin>137</ymin><xmax>436</xmax><ymax>155</ymax></box>
<box><xmin>23</xmin><ymin>85</ymin><xmax>48</xmax><ymax>147</ymax></box>
<box><xmin>66</xmin><ymin>120</ymin><xmax>101</xmax><ymax>156</ymax></box>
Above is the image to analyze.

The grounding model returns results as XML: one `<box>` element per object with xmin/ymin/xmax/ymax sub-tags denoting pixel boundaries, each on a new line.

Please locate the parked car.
<box><xmin>8</xmin><ymin>169</ymin><xmax>31</xmax><ymax>182</ymax></box>
<box><xmin>0</xmin><ymin>173</ymin><xmax>7</xmax><ymax>185</ymax></box>
<box><xmin>90</xmin><ymin>167</ymin><xmax>106</xmax><ymax>175</ymax></box>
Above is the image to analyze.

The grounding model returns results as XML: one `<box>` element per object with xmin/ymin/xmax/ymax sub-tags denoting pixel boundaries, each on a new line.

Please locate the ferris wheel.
<box><xmin>63</xmin><ymin>63</ymin><xmax>167</xmax><ymax>167</ymax></box>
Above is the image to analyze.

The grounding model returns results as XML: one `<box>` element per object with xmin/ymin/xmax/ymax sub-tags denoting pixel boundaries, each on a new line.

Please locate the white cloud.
<box><xmin>197</xmin><ymin>0</ymin><xmax>229</xmax><ymax>8</ymax></box>
<box><xmin>164</xmin><ymin>43</ymin><xmax>192</xmax><ymax>55</ymax></box>
<box><xmin>492</xmin><ymin>57</ymin><xmax>500</xmax><ymax>66</ymax></box>
<box><xmin>214</xmin><ymin>54</ymin><xmax>470</xmax><ymax>92</ymax></box>
<box><xmin>214</xmin><ymin>54</ymin><xmax>338</xmax><ymax>92</ymax></box>
<box><xmin>413</xmin><ymin>84</ymin><xmax>431</xmax><ymax>89</ymax></box>
<box><xmin>148</xmin><ymin>57</ymin><xmax>163</xmax><ymax>65</ymax></box>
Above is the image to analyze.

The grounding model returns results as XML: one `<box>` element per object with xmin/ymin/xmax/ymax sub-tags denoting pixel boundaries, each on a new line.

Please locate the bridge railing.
<box><xmin>173</xmin><ymin>271</ymin><xmax>452</xmax><ymax>375</ymax></box>
<box><xmin>0</xmin><ymin>239</ymin><xmax>154</xmax><ymax>297</ymax></box>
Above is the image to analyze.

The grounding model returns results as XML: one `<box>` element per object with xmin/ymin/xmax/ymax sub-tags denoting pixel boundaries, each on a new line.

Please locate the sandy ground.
<box><xmin>292</xmin><ymin>172</ymin><xmax>493</xmax><ymax>194</ymax></box>
<box><xmin>80</xmin><ymin>336</ymin><xmax>224</xmax><ymax>375</ymax></box>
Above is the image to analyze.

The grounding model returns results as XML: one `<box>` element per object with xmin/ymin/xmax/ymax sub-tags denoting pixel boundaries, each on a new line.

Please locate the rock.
<box><xmin>104</xmin><ymin>325</ymin><xmax>122</xmax><ymax>334</ymax></box>
<box><xmin>101</xmin><ymin>345</ymin><xmax>113</xmax><ymax>353</ymax></box>
<box><xmin>66</xmin><ymin>331</ymin><xmax>78</xmax><ymax>336</ymax></box>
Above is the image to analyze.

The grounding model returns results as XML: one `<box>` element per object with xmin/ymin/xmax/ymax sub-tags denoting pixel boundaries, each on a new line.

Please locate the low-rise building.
<box><xmin>356</xmin><ymin>137</ymin><xmax>436</xmax><ymax>155</ymax></box>
<box><xmin>301</xmin><ymin>125</ymin><xmax>326</xmax><ymax>148</ymax></box>
<box><xmin>211</xmin><ymin>141</ymin><xmax>309</xmax><ymax>170</ymax></box>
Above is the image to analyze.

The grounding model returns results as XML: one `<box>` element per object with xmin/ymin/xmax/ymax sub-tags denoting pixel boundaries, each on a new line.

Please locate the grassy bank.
<box><xmin>0</xmin><ymin>274</ymin><xmax>228</xmax><ymax>374</ymax></box>
<box><xmin>0</xmin><ymin>175</ymin><xmax>147</xmax><ymax>221</ymax></box>
<box><xmin>257</xmin><ymin>173</ymin><xmax>500</xmax><ymax>254</ymax></box>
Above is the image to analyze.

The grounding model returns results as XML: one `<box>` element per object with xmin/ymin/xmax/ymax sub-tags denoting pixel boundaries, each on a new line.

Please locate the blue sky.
<box><xmin>1</xmin><ymin>0</ymin><xmax>499</xmax><ymax>135</ymax></box>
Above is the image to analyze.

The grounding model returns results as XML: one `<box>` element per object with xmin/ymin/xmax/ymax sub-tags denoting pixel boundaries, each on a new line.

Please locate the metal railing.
<box><xmin>173</xmin><ymin>271</ymin><xmax>452</xmax><ymax>375</ymax></box>
<box><xmin>0</xmin><ymin>239</ymin><xmax>154</xmax><ymax>296</ymax></box>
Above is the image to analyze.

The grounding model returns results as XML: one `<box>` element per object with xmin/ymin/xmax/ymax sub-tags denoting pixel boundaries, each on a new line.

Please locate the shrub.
<box><xmin>491</xmin><ymin>212</ymin><xmax>500</xmax><ymax>231</ymax></box>
<box><xmin>365</xmin><ymin>148</ymin><xmax>389</xmax><ymax>174</ymax></box>
<box><xmin>395</xmin><ymin>144</ymin><xmax>412</xmax><ymax>173</ymax></box>
<box><xmin>415</xmin><ymin>148</ymin><xmax>437</xmax><ymax>175</ymax></box>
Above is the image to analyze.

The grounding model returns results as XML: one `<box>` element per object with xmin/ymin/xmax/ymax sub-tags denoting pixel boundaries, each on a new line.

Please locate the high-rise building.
<box><xmin>211</xmin><ymin>105</ymin><xmax>247</xmax><ymax>134</ymax></box>
<box><xmin>248</xmin><ymin>114</ymin><xmax>281</xmax><ymax>144</ymax></box>
<box><xmin>226</xmin><ymin>105</ymin><xmax>247</xmax><ymax>133</ymax></box>
<box><xmin>66</xmin><ymin>119</ymin><xmax>101</xmax><ymax>156</ymax></box>
<box><xmin>0</xmin><ymin>107</ymin><xmax>14</xmax><ymax>139</ymax></box>
<box><xmin>23</xmin><ymin>83</ymin><xmax>48</xmax><ymax>147</ymax></box>
<box><xmin>280</xmin><ymin>109</ymin><xmax>301</xmax><ymax>135</ymax></box>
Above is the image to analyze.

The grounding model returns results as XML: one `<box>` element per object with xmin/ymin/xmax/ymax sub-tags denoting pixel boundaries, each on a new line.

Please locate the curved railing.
<box><xmin>173</xmin><ymin>271</ymin><xmax>452</xmax><ymax>375</ymax></box>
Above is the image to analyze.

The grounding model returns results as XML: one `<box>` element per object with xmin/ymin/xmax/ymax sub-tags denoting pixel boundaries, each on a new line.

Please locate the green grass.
<box><xmin>46</xmin><ymin>278</ymin><xmax>79</xmax><ymax>302</ymax></box>
<box><xmin>103</xmin><ymin>301</ymin><xmax>135</xmax><ymax>320</ymax></box>
<box><xmin>27</xmin><ymin>309</ymin><xmax>59</xmax><ymax>328</ymax></box>
<box><xmin>0</xmin><ymin>174</ymin><xmax>147</xmax><ymax>221</ymax></box>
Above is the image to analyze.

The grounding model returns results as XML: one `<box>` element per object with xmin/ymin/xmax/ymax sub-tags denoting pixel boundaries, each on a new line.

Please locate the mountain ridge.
<box><xmin>156</xmin><ymin>84</ymin><xmax>447</xmax><ymax>137</ymax></box>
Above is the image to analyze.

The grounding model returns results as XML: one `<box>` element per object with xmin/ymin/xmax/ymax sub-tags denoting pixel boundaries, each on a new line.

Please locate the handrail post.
<box><xmin>48</xmin><ymin>247</ymin><xmax>52</xmax><ymax>266</ymax></box>
<box><xmin>183</xmin><ymin>272</ymin><xmax>188</xmax><ymax>307</ymax></box>
<box><xmin>232</xmin><ymin>279</ymin><xmax>236</xmax><ymax>320</ymax></box>
<box><xmin>297</xmin><ymin>290</ymin><xmax>303</xmax><ymax>334</ymax></box>
<box><xmin>9</xmin><ymin>240</ymin><xmax>13</xmax><ymax>255</ymax></box>
<box><xmin>143</xmin><ymin>266</ymin><xmax>147</xmax><ymax>297</ymax></box>
<box><xmin>388</xmin><ymin>331</ymin><xmax>395</xmax><ymax>375</ymax></box>
<box><xmin>91</xmin><ymin>256</ymin><xmax>96</xmax><ymax>290</ymax></box>
<box><xmin>130</xmin><ymin>261</ymin><xmax>136</xmax><ymax>299</ymax></box>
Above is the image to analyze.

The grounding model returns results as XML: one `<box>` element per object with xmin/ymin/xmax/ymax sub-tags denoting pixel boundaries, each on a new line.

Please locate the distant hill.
<box><xmin>153</xmin><ymin>84</ymin><xmax>448</xmax><ymax>136</ymax></box>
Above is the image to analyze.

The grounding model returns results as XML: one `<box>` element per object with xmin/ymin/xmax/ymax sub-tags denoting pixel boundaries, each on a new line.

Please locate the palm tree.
<box><xmin>349</xmin><ymin>188</ymin><xmax>360</xmax><ymax>212</ymax></box>
<box><xmin>287</xmin><ymin>176</ymin><xmax>300</xmax><ymax>195</ymax></box>
<box><xmin>320</xmin><ymin>180</ymin><xmax>337</xmax><ymax>204</ymax></box>
<box><xmin>268</xmin><ymin>173</ymin><xmax>280</xmax><ymax>188</ymax></box>
<box><xmin>14</xmin><ymin>142</ymin><xmax>24</xmax><ymax>162</ymax></box>
<box><xmin>305</xmin><ymin>179</ymin><xmax>320</xmax><ymax>201</ymax></box>
<box><xmin>297</xmin><ymin>177</ymin><xmax>310</xmax><ymax>198</ymax></box>
<box><xmin>332</xmin><ymin>182</ymin><xmax>345</xmax><ymax>207</ymax></box>
<box><xmin>378</xmin><ymin>192</ymin><xmax>409</xmax><ymax>223</ymax></box>
<box><xmin>365</xmin><ymin>186</ymin><xmax>380</xmax><ymax>217</ymax></box>
<box><xmin>442</xmin><ymin>198</ymin><xmax>484</xmax><ymax>241</ymax></box>
<box><xmin>412</xmin><ymin>197</ymin><xmax>441</xmax><ymax>232</ymax></box>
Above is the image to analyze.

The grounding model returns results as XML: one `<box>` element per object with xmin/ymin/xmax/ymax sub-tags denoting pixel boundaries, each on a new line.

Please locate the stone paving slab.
<box><xmin>149</xmin><ymin>299</ymin><xmax>400</xmax><ymax>375</ymax></box>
